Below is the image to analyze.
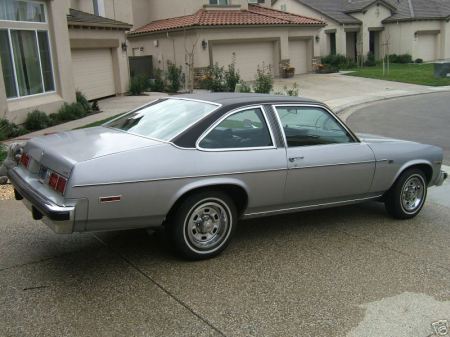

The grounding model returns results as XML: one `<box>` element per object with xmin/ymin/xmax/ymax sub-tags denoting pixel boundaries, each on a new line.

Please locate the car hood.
<box><xmin>25</xmin><ymin>127</ymin><xmax>164</xmax><ymax>176</ymax></box>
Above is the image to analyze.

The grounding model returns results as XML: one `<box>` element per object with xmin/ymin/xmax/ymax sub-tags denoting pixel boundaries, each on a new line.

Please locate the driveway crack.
<box><xmin>92</xmin><ymin>234</ymin><xmax>227</xmax><ymax>337</ymax></box>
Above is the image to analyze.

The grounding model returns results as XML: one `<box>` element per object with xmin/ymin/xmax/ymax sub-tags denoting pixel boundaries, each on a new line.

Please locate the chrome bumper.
<box><xmin>435</xmin><ymin>170</ymin><xmax>448</xmax><ymax>187</ymax></box>
<box><xmin>7</xmin><ymin>168</ymin><xmax>75</xmax><ymax>234</ymax></box>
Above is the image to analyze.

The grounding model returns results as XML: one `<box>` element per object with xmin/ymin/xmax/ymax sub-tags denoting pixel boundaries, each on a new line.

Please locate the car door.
<box><xmin>197</xmin><ymin>105</ymin><xmax>287</xmax><ymax>215</ymax></box>
<box><xmin>274</xmin><ymin>105</ymin><xmax>376</xmax><ymax>205</ymax></box>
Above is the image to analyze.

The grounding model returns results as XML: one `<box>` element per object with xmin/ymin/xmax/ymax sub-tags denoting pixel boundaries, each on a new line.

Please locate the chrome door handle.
<box><xmin>289</xmin><ymin>156</ymin><xmax>304</xmax><ymax>163</ymax></box>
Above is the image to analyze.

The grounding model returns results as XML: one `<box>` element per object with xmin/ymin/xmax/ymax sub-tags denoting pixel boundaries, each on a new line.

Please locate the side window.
<box><xmin>199</xmin><ymin>108</ymin><xmax>273</xmax><ymax>149</ymax></box>
<box><xmin>275</xmin><ymin>106</ymin><xmax>354</xmax><ymax>147</ymax></box>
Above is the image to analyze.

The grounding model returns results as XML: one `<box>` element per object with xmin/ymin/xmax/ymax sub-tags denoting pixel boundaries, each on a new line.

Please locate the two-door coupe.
<box><xmin>8</xmin><ymin>94</ymin><xmax>447</xmax><ymax>259</ymax></box>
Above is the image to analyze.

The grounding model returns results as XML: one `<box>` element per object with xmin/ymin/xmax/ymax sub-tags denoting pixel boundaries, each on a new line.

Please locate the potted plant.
<box><xmin>280</xmin><ymin>60</ymin><xmax>295</xmax><ymax>78</ymax></box>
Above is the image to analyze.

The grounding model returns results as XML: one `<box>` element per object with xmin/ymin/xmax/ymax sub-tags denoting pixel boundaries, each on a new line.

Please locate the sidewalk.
<box><xmin>5</xmin><ymin>72</ymin><xmax>450</xmax><ymax>142</ymax></box>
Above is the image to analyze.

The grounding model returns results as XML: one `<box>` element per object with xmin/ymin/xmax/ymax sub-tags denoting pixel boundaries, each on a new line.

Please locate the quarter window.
<box><xmin>199</xmin><ymin>108</ymin><xmax>273</xmax><ymax>149</ymax></box>
<box><xmin>275</xmin><ymin>106</ymin><xmax>354</xmax><ymax>147</ymax></box>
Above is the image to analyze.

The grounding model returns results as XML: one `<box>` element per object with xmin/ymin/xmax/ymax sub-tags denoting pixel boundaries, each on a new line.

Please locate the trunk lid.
<box><xmin>25</xmin><ymin>127</ymin><xmax>163</xmax><ymax>177</ymax></box>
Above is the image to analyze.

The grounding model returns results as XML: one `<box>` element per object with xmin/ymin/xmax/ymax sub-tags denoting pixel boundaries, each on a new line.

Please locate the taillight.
<box><xmin>48</xmin><ymin>172</ymin><xmax>67</xmax><ymax>194</ymax></box>
<box><xmin>20</xmin><ymin>153</ymin><xmax>30</xmax><ymax>168</ymax></box>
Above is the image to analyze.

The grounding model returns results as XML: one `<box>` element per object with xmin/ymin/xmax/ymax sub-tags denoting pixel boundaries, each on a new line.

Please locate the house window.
<box><xmin>209</xmin><ymin>0</ymin><xmax>229</xmax><ymax>5</ymax></box>
<box><xmin>248</xmin><ymin>0</ymin><xmax>266</xmax><ymax>3</ymax></box>
<box><xmin>329</xmin><ymin>33</ymin><xmax>337</xmax><ymax>55</ymax></box>
<box><xmin>0</xmin><ymin>0</ymin><xmax>46</xmax><ymax>22</ymax></box>
<box><xmin>93</xmin><ymin>0</ymin><xmax>105</xmax><ymax>17</ymax></box>
<box><xmin>0</xmin><ymin>28</ymin><xmax>55</xmax><ymax>98</ymax></box>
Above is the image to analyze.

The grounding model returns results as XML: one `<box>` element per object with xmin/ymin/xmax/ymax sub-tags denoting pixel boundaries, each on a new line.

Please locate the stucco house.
<box><xmin>0</xmin><ymin>0</ymin><xmax>132</xmax><ymax>123</ymax></box>
<box><xmin>127</xmin><ymin>0</ymin><xmax>325</xmax><ymax>81</ymax></box>
<box><xmin>272</xmin><ymin>0</ymin><xmax>450</xmax><ymax>62</ymax></box>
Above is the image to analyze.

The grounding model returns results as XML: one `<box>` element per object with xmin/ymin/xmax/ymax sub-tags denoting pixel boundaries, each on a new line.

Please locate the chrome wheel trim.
<box><xmin>400</xmin><ymin>174</ymin><xmax>426</xmax><ymax>214</ymax></box>
<box><xmin>184</xmin><ymin>198</ymin><xmax>232</xmax><ymax>254</ymax></box>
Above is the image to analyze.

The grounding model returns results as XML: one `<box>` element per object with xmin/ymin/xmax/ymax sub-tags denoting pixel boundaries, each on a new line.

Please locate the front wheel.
<box><xmin>385</xmin><ymin>168</ymin><xmax>428</xmax><ymax>219</ymax></box>
<box><xmin>166</xmin><ymin>191</ymin><xmax>237</xmax><ymax>260</ymax></box>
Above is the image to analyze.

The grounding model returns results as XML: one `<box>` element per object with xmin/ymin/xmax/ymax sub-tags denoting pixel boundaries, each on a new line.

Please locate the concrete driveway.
<box><xmin>1</xmin><ymin>195</ymin><xmax>450</xmax><ymax>337</ymax></box>
<box><xmin>274</xmin><ymin>72</ymin><xmax>450</xmax><ymax>112</ymax></box>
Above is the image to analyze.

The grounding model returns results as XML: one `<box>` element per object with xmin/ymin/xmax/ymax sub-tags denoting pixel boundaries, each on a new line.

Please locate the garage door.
<box><xmin>416</xmin><ymin>34</ymin><xmax>437</xmax><ymax>62</ymax></box>
<box><xmin>71</xmin><ymin>49</ymin><xmax>116</xmax><ymax>100</ymax></box>
<box><xmin>289</xmin><ymin>40</ymin><xmax>309</xmax><ymax>75</ymax></box>
<box><xmin>212</xmin><ymin>41</ymin><xmax>275</xmax><ymax>81</ymax></box>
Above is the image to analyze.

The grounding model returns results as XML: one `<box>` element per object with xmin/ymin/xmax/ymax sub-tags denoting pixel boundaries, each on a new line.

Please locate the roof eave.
<box><xmin>128</xmin><ymin>23</ymin><xmax>325</xmax><ymax>38</ymax></box>
<box><xmin>383</xmin><ymin>16</ymin><xmax>447</xmax><ymax>23</ymax></box>
<box><xmin>67</xmin><ymin>21</ymin><xmax>132</xmax><ymax>30</ymax></box>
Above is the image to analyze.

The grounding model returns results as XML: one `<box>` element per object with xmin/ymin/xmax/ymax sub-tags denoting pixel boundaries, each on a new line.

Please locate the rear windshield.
<box><xmin>107</xmin><ymin>99</ymin><xmax>218</xmax><ymax>141</ymax></box>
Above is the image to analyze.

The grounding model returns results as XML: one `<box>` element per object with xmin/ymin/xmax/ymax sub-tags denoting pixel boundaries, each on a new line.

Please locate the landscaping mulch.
<box><xmin>0</xmin><ymin>184</ymin><xmax>14</xmax><ymax>201</ymax></box>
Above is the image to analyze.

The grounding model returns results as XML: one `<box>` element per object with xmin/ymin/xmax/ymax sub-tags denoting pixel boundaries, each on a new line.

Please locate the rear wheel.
<box><xmin>166</xmin><ymin>191</ymin><xmax>237</xmax><ymax>260</ymax></box>
<box><xmin>385</xmin><ymin>168</ymin><xmax>427</xmax><ymax>219</ymax></box>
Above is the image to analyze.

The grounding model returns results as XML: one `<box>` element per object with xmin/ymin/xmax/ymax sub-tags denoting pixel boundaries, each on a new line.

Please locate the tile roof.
<box><xmin>67</xmin><ymin>8</ymin><xmax>132</xmax><ymax>29</ymax></box>
<box><xmin>280</xmin><ymin>0</ymin><xmax>450</xmax><ymax>24</ymax></box>
<box><xmin>129</xmin><ymin>4</ymin><xmax>325</xmax><ymax>36</ymax></box>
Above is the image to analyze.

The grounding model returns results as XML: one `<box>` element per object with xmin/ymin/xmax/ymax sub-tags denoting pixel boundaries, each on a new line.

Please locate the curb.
<box><xmin>330</xmin><ymin>89</ymin><xmax>450</xmax><ymax>121</ymax></box>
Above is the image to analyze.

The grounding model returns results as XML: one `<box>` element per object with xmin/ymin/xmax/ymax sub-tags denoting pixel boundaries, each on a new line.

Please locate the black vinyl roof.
<box><xmin>171</xmin><ymin>93</ymin><xmax>325</xmax><ymax>148</ymax></box>
<box><xmin>175</xmin><ymin>93</ymin><xmax>320</xmax><ymax>107</ymax></box>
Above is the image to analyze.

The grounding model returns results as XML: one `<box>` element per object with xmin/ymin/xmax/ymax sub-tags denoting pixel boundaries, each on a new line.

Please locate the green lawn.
<box><xmin>346</xmin><ymin>63</ymin><xmax>450</xmax><ymax>86</ymax></box>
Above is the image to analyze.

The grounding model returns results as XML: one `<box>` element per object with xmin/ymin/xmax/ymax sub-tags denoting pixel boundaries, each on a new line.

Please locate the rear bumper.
<box><xmin>7</xmin><ymin>168</ymin><xmax>75</xmax><ymax>234</ymax></box>
<box><xmin>435</xmin><ymin>170</ymin><xmax>448</xmax><ymax>187</ymax></box>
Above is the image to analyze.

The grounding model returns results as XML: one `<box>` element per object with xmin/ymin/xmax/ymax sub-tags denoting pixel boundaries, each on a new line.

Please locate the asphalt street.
<box><xmin>346</xmin><ymin>92</ymin><xmax>450</xmax><ymax>165</ymax></box>
<box><xmin>1</xmin><ymin>93</ymin><xmax>450</xmax><ymax>337</ymax></box>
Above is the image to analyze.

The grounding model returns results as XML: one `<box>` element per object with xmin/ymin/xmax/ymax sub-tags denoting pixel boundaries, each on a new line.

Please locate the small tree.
<box><xmin>225</xmin><ymin>53</ymin><xmax>240</xmax><ymax>92</ymax></box>
<box><xmin>205</xmin><ymin>63</ymin><xmax>226</xmax><ymax>92</ymax></box>
<box><xmin>254</xmin><ymin>63</ymin><xmax>273</xmax><ymax>94</ymax></box>
<box><xmin>167</xmin><ymin>61</ymin><xmax>183</xmax><ymax>93</ymax></box>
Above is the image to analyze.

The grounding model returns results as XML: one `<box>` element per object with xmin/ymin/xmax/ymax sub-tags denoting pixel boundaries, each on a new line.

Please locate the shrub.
<box><xmin>24</xmin><ymin>110</ymin><xmax>51</xmax><ymax>131</ymax></box>
<box><xmin>236</xmin><ymin>81</ymin><xmax>252</xmax><ymax>93</ymax></box>
<box><xmin>388</xmin><ymin>54</ymin><xmax>413</xmax><ymax>64</ymax></box>
<box><xmin>397</xmin><ymin>54</ymin><xmax>413</xmax><ymax>64</ymax></box>
<box><xmin>415</xmin><ymin>58</ymin><xmax>424</xmax><ymax>64</ymax></box>
<box><xmin>55</xmin><ymin>102</ymin><xmax>86</xmax><ymax>123</ymax></box>
<box><xmin>0</xmin><ymin>144</ymin><xmax>6</xmax><ymax>165</ymax></box>
<box><xmin>225</xmin><ymin>53</ymin><xmax>241</xmax><ymax>92</ymax></box>
<box><xmin>364</xmin><ymin>52</ymin><xmax>376</xmax><ymax>67</ymax></box>
<box><xmin>254</xmin><ymin>63</ymin><xmax>273</xmax><ymax>94</ymax></box>
<box><xmin>129</xmin><ymin>75</ymin><xmax>148</xmax><ymax>95</ymax></box>
<box><xmin>285</xmin><ymin>83</ymin><xmax>299</xmax><ymax>96</ymax></box>
<box><xmin>0</xmin><ymin>119</ymin><xmax>27</xmax><ymax>141</ymax></box>
<box><xmin>150</xmin><ymin>68</ymin><xmax>165</xmax><ymax>92</ymax></box>
<box><xmin>76</xmin><ymin>91</ymin><xmax>91</xmax><ymax>113</ymax></box>
<box><xmin>205</xmin><ymin>63</ymin><xmax>226</xmax><ymax>92</ymax></box>
<box><xmin>91</xmin><ymin>100</ymin><xmax>100</xmax><ymax>112</ymax></box>
<box><xmin>321</xmin><ymin>54</ymin><xmax>356</xmax><ymax>70</ymax></box>
<box><xmin>167</xmin><ymin>61</ymin><xmax>183</xmax><ymax>93</ymax></box>
<box><xmin>316</xmin><ymin>64</ymin><xmax>339</xmax><ymax>74</ymax></box>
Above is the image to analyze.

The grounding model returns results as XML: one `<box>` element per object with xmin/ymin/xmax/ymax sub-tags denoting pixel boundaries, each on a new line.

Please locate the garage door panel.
<box><xmin>416</xmin><ymin>34</ymin><xmax>437</xmax><ymax>62</ymax></box>
<box><xmin>289</xmin><ymin>40</ymin><xmax>308</xmax><ymax>75</ymax></box>
<box><xmin>72</xmin><ymin>49</ymin><xmax>116</xmax><ymax>100</ymax></box>
<box><xmin>212</xmin><ymin>41</ymin><xmax>275</xmax><ymax>81</ymax></box>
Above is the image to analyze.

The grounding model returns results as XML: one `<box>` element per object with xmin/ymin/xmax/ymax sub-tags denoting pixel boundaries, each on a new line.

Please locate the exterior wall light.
<box><xmin>202</xmin><ymin>40</ymin><xmax>208</xmax><ymax>50</ymax></box>
<box><xmin>315</xmin><ymin>36</ymin><xmax>320</xmax><ymax>43</ymax></box>
<box><xmin>121</xmin><ymin>42</ymin><xmax>128</xmax><ymax>52</ymax></box>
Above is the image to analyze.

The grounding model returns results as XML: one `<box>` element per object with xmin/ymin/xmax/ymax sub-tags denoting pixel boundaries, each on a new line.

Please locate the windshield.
<box><xmin>107</xmin><ymin>99</ymin><xmax>218</xmax><ymax>141</ymax></box>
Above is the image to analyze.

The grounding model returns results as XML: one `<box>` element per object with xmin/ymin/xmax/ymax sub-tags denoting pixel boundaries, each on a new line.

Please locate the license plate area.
<box><xmin>38</xmin><ymin>165</ymin><xmax>49</xmax><ymax>183</ymax></box>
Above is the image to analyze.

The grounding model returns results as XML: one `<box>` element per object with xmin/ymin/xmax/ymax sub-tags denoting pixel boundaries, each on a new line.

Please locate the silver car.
<box><xmin>8</xmin><ymin>94</ymin><xmax>447</xmax><ymax>259</ymax></box>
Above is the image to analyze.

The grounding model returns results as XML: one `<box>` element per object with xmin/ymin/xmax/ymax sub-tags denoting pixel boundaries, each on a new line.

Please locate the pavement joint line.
<box><xmin>92</xmin><ymin>234</ymin><xmax>228</xmax><ymax>337</ymax></box>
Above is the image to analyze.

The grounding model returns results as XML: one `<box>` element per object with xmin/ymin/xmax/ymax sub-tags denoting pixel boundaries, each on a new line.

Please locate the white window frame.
<box><xmin>209</xmin><ymin>0</ymin><xmax>229</xmax><ymax>6</ymax></box>
<box><xmin>1</xmin><ymin>26</ymin><xmax>56</xmax><ymax>101</ymax></box>
<box><xmin>196</xmin><ymin>105</ymin><xmax>277</xmax><ymax>152</ymax></box>
<box><xmin>93</xmin><ymin>0</ymin><xmax>105</xmax><ymax>17</ymax></box>
<box><xmin>0</xmin><ymin>0</ymin><xmax>48</xmax><ymax>24</ymax></box>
